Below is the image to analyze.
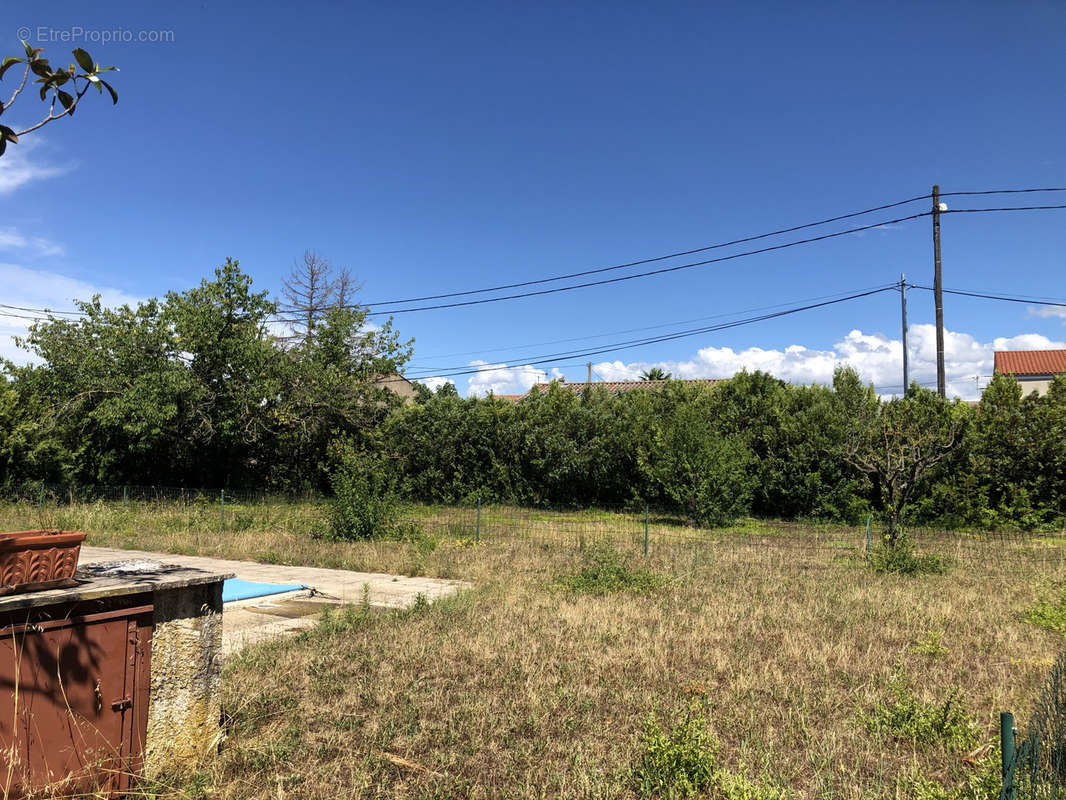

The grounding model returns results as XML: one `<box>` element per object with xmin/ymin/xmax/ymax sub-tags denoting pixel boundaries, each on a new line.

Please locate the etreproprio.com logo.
<box><xmin>16</xmin><ymin>26</ymin><xmax>175</xmax><ymax>44</ymax></box>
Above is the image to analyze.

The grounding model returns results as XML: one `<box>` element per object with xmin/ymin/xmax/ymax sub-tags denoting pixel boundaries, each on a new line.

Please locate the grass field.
<box><xmin>2</xmin><ymin>499</ymin><xmax>1065</xmax><ymax>798</ymax></box>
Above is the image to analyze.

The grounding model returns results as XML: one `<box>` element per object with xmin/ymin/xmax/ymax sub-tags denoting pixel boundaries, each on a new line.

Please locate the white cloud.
<box><xmin>0</xmin><ymin>228</ymin><xmax>64</xmax><ymax>257</ymax></box>
<box><xmin>0</xmin><ymin>262</ymin><xmax>142</xmax><ymax>365</ymax></box>
<box><xmin>466</xmin><ymin>360</ymin><xmax>548</xmax><ymax>397</ymax></box>
<box><xmin>1031</xmin><ymin>305</ymin><xmax>1066</xmax><ymax>322</ymax></box>
<box><xmin>0</xmin><ymin>139</ymin><xmax>69</xmax><ymax>194</ymax></box>
<box><xmin>414</xmin><ymin>376</ymin><xmax>455</xmax><ymax>392</ymax></box>
<box><xmin>591</xmin><ymin>324</ymin><xmax>1066</xmax><ymax>401</ymax></box>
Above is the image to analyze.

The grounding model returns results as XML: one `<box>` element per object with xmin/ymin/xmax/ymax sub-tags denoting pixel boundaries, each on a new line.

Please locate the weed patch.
<box><xmin>1024</xmin><ymin>585</ymin><xmax>1066</xmax><ymax>634</ymax></box>
<box><xmin>554</xmin><ymin>542</ymin><xmax>668</xmax><ymax>596</ymax></box>
<box><xmin>912</xmin><ymin>631</ymin><xmax>950</xmax><ymax>658</ymax></box>
<box><xmin>634</xmin><ymin>702</ymin><xmax>789</xmax><ymax>799</ymax></box>
<box><xmin>635</xmin><ymin>703</ymin><xmax>717</xmax><ymax>798</ymax></box>
<box><xmin>870</xmin><ymin>541</ymin><xmax>949</xmax><ymax>576</ymax></box>
<box><xmin>861</xmin><ymin>671</ymin><xmax>979</xmax><ymax>751</ymax></box>
<box><xmin>892</xmin><ymin>750</ymin><xmax>1000</xmax><ymax>800</ymax></box>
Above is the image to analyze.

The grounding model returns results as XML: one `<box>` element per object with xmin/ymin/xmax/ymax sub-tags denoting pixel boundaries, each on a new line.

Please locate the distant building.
<box><xmin>993</xmin><ymin>350</ymin><xmax>1066</xmax><ymax>396</ymax></box>
<box><xmin>374</xmin><ymin>374</ymin><xmax>418</xmax><ymax>403</ymax></box>
<box><xmin>498</xmin><ymin>377</ymin><xmax>723</xmax><ymax>402</ymax></box>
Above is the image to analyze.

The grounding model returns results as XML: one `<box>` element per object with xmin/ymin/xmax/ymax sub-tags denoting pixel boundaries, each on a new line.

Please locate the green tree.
<box><xmin>765</xmin><ymin>382</ymin><xmax>872</xmax><ymax>522</ymax></box>
<box><xmin>968</xmin><ymin>372</ymin><xmax>1047</xmax><ymax>526</ymax></box>
<box><xmin>1039</xmin><ymin>376</ymin><xmax>1066</xmax><ymax>524</ymax></box>
<box><xmin>6</xmin><ymin>296</ymin><xmax>191</xmax><ymax>484</ymax></box>
<box><xmin>165</xmin><ymin>259</ymin><xmax>280</xmax><ymax>485</ymax></box>
<box><xmin>839</xmin><ymin>369</ymin><xmax>965</xmax><ymax>545</ymax></box>
<box><xmin>640</xmin><ymin>367</ymin><xmax>671</xmax><ymax>381</ymax></box>
<box><xmin>270</xmin><ymin>302</ymin><xmax>413</xmax><ymax>491</ymax></box>
<box><xmin>639</xmin><ymin>382</ymin><xmax>753</xmax><ymax>526</ymax></box>
<box><xmin>0</xmin><ymin>41</ymin><xmax>118</xmax><ymax>156</ymax></box>
<box><xmin>2</xmin><ymin>257</ymin><xmax>412</xmax><ymax>490</ymax></box>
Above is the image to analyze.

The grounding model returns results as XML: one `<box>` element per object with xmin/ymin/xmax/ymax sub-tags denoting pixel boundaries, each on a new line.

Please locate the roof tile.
<box><xmin>994</xmin><ymin>349</ymin><xmax>1066</xmax><ymax>376</ymax></box>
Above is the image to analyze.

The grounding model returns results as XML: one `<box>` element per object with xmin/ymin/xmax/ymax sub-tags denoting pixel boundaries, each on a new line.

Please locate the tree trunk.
<box><xmin>883</xmin><ymin>512</ymin><xmax>901</xmax><ymax>548</ymax></box>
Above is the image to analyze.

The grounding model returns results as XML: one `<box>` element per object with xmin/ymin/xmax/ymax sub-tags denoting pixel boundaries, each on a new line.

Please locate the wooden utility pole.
<box><xmin>932</xmin><ymin>185</ymin><xmax>946</xmax><ymax>398</ymax></box>
<box><xmin>900</xmin><ymin>273</ymin><xmax>909</xmax><ymax>393</ymax></box>
<box><xmin>586</xmin><ymin>361</ymin><xmax>592</xmax><ymax>385</ymax></box>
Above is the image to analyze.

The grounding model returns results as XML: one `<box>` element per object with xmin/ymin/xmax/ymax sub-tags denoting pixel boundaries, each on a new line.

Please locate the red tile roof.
<box><xmin>994</xmin><ymin>350</ymin><xmax>1066</xmax><ymax>376</ymax></box>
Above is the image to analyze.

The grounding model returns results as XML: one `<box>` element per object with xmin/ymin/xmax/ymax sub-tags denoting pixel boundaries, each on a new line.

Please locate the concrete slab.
<box><xmin>79</xmin><ymin>546</ymin><xmax>469</xmax><ymax>656</ymax></box>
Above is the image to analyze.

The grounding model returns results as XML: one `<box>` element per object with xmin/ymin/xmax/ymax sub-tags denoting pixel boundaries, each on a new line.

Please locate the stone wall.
<box><xmin>145</xmin><ymin>581</ymin><xmax>224</xmax><ymax>775</ymax></box>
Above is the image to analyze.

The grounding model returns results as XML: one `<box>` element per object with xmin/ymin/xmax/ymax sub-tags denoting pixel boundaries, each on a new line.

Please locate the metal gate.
<box><xmin>0</xmin><ymin>601</ymin><xmax>153</xmax><ymax>796</ymax></box>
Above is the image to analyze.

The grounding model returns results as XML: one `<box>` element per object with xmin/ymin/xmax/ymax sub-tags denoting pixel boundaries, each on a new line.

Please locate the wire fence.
<box><xmin>0</xmin><ymin>482</ymin><xmax>300</xmax><ymax>506</ymax></box>
<box><xmin>2</xmin><ymin>483</ymin><xmax>1065</xmax><ymax>575</ymax></box>
<box><xmin>409</xmin><ymin>501</ymin><xmax>1066</xmax><ymax>574</ymax></box>
<box><xmin>1002</xmin><ymin>647</ymin><xmax>1066</xmax><ymax>800</ymax></box>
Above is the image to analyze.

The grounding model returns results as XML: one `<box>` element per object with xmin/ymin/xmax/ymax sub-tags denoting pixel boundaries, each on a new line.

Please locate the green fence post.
<box><xmin>475</xmin><ymin>497</ymin><xmax>481</xmax><ymax>544</ymax></box>
<box><xmin>38</xmin><ymin>486</ymin><xmax>44</xmax><ymax>513</ymax></box>
<box><xmin>220</xmin><ymin>489</ymin><xmax>225</xmax><ymax>530</ymax></box>
<box><xmin>644</xmin><ymin>505</ymin><xmax>649</xmax><ymax>557</ymax></box>
<box><xmin>122</xmin><ymin>485</ymin><xmax>127</xmax><ymax>509</ymax></box>
<box><xmin>865</xmin><ymin>514</ymin><xmax>872</xmax><ymax>557</ymax></box>
<box><xmin>1001</xmin><ymin>711</ymin><xmax>1016</xmax><ymax>800</ymax></box>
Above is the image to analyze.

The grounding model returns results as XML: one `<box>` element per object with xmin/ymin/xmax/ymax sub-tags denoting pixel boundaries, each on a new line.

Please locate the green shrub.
<box><xmin>635</xmin><ymin>703</ymin><xmax>718</xmax><ymax>798</ymax></box>
<box><xmin>1024</xmin><ymin>586</ymin><xmax>1066</xmax><ymax>634</ymax></box>
<box><xmin>323</xmin><ymin>451</ymin><xmax>402</xmax><ymax>541</ymax></box>
<box><xmin>643</xmin><ymin>400</ymin><xmax>755</xmax><ymax>528</ymax></box>
<box><xmin>892</xmin><ymin>749</ymin><xmax>1000</xmax><ymax>800</ymax></box>
<box><xmin>713</xmin><ymin>771</ymin><xmax>791</xmax><ymax>800</ymax></box>
<box><xmin>861</xmin><ymin>671</ymin><xmax>979</xmax><ymax>751</ymax></box>
<box><xmin>869</xmin><ymin>540</ymin><xmax>949</xmax><ymax>576</ymax></box>
<box><xmin>554</xmin><ymin>542</ymin><xmax>667</xmax><ymax>596</ymax></box>
<box><xmin>634</xmin><ymin>702</ymin><xmax>789</xmax><ymax>799</ymax></box>
<box><xmin>911</xmin><ymin>631</ymin><xmax>949</xmax><ymax>658</ymax></box>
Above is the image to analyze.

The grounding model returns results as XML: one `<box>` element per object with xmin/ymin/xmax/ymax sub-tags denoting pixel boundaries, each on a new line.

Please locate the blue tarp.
<box><xmin>222</xmin><ymin>578</ymin><xmax>306</xmax><ymax>603</ymax></box>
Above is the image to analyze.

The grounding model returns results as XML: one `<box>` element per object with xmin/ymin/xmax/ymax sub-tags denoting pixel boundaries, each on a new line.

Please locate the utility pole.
<box><xmin>587</xmin><ymin>361</ymin><xmax>592</xmax><ymax>386</ymax></box>
<box><xmin>900</xmin><ymin>273</ymin><xmax>909</xmax><ymax>393</ymax></box>
<box><xmin>932</xmin><ymin>185</ymin><xmax>946</xmax><ymax>398</ymax></box>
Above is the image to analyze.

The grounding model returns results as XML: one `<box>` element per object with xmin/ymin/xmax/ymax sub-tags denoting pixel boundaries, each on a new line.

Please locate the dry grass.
<box><xmin>2</xmin><ymin>501</ymin><xmax>1063</xmax><ymax>798</ymax></box>
<box><xmin>204</xmin><ymin>536</ymin><xmax>1060</xmax><ymax>799</ymax></box>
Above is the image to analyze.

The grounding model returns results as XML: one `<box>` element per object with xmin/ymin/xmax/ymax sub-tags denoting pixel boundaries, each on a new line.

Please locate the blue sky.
<box><xmin>1</xmin><ymin>1</ymin><xmax>1064</xmax><ymax>398</ymax></box>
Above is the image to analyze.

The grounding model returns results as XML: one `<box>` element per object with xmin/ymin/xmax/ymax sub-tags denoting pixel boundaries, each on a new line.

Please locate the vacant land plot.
<box><xmin>2</xmin><ymin>499</ymin><xmax>1064</xmax><ymax>798</ymax></box>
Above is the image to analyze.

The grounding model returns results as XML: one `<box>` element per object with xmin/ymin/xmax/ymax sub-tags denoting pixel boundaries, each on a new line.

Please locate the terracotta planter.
<box><xmin>0</xmin><ymin>530</ymin><xmax>87</xmax><ymax>595</ymax></box>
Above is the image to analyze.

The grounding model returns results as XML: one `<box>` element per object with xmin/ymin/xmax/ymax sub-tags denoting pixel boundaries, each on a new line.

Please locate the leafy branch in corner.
<box><xmin>0</xmin><ymin>40</ymin><xmax>118</xmax><ymax>156</ymax></box>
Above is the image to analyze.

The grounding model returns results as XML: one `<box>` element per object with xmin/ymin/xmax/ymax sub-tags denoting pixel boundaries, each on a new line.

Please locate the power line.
<box><xmin>354</xmin><ymin>193</ymin><xmax>931</xmax><ymax>308</ymax></box>
<box><xmin>0</xmin><ymin>310</ymin><xmax>54</xmax><ymax>322</ymax></box>
<box><xmin>931</xmin><ymin>288</ymin><xmax>1066</xmax><ymax>303</ymax></box>
<box><xmin>338</xmin><ymin>213</ymin><xmax>928</xmax><ymax>318</ymax></box>
<box><xmin>874</xmin><ymin>380</ymin><xmax>939</xmax><ymax>393</ymax></box>
<box><xmin>0</xmin><ymin>303</ymin><xmax>83</xmax><ymax>318</ymax></box>
<box><xmin>4</xmin><ymin>188</ymin><xmax>1064</xmax><ymax>324</ymax></box>
<box><xmin>911</xmin><ymin>286</ymin><xmax>1066</xmax><ymax>308</ymax></box>
<box><xmin>290</xmin><ymin>204</ymin><xmax>1065</xmax><ymax>320</ymax></box>
<box><xmin>406</xmin><ymin>283</ymin><xmax>896</xmax><ymax>370</ymax></box>
<box><xmin>939</xmin><ymin>187</ymin><xmax>1066</xmax><ymax>197</ymax></box>
<box><xmin>945</xmin><ymin>204</ymin><xmax>1066</xmax><ymax>213</ymax></box>
<box><xmin>407</xmin><ymin>286</ymin><xmax>896</xmax><ymax>380</ymax></box>
<box><xmin>298</xmin><ymin>191</ymin><xmax>1066</xmax><ymax>316</ymax></box>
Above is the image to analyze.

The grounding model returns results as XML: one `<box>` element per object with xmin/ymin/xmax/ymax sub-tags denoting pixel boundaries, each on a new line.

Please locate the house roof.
<box><xmin>994</xmin><ymin>350</ymin><xmax>1066</xmax><ymax>376</ymax></box>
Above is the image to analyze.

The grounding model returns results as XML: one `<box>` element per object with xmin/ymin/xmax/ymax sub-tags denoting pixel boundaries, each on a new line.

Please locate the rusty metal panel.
<box><xmin>0</xmin><ymin>603</ymin><xmax>153</xmax><ymax>797</ymax></box>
